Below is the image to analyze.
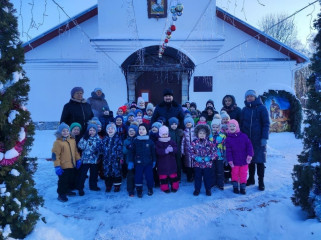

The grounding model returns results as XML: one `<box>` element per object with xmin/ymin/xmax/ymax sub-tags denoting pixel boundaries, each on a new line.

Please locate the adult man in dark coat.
<box><xmin>240</xmin><ymin>90</ymin><xmax>270</xmax><ymax>191</ymax></box>
<box><xmin>151</xmin><ymin>88</ymin><xmax>185</xmax><ymax>129</ymax></box>
<box><xmin>60</xmin><ymin>87</ymin><xmax>94</xmax><ymax>137</ymax></box>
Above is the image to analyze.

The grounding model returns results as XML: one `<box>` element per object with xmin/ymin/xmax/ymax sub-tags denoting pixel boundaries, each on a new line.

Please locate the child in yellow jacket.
<box><xmin>52</xmin><ymin>122</ymin><xmax>81</xmax><ymax>202</ymax></box>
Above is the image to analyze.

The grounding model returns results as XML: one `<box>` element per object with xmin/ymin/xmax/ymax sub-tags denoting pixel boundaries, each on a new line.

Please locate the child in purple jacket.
<box><xmin>156</xmin><ymin>126</ymin><xmax>179</xmax><ymax>193</ymax></box>
<box><xmin>226</xmin><ymin>119</ymin><xmax>254</xmax><ymax>194</ymax></box>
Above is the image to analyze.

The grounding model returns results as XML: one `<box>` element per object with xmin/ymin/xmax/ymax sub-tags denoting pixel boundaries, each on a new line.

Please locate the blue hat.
<box><xmin>106</xmin><ymin>123</ymin><xmax>116</xmax><ymax>132</ymax></box>
<box><xmin>57</xmin><ymin>122</ymin><xmax>69</xmax><ymax>133</ymax></box>
<box><xmin>70</xmin><ymin>87</ymin><xmax>84</xmax><ymax>97</ymax></box>
<box><xmin>115</xmin><ymin>115</ymin><xmax>124</xmax><ymax>122</ymax></box>
<box><xmin>245</xmin><ymin>89</ymin><xmax>257</xmax><ymax>99</ymax></box>
<box><xmin>90</xmin><ymin>117</ymin><xmax>102</xmax><ymax>126</ymax></box>
<box><xmin>168</xmin><ymin>117</ymin><xmax>179</xmax><ymax>126</ymax></box>
<box><xmin>220</xmin><ymin>111</ymin><xmax>230</xmax><ymax>120</ymax></box>
<box><xmin>87</xmin><ymin>123</ymin><xmax>98</xmax><ymax>133</ymax></box>
<box><xmin>184</xmin><ymin>117</ymin><xmax>194</xmax><ymax>127</ymax></box>
<box><xmin>127</xmin><ymin>112</ymin><xmax>135</xmax><ymax>118</ymax></box>
<box><xmin>128</xmin><ymin>125</ymin><xmax>138</xmax><ymax>134</ymax></box>
<box><xmin>135</xmin><ymin>109</ymin><xmax>143</xmax><ymax>116</ymax></box>
<box><xmin>94</xmin><ymin>87</ymin><xmax>102</xmax><ymax>93</ymax></box>
<box><xmin>152</xmin><ymin>122</ymin><xmax>162</xmax><ymax>129</ymax></box>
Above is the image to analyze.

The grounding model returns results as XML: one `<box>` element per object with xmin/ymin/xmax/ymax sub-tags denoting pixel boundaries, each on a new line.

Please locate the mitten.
<box><xmin>261</xmin><ymin>138</ymin><xmax>267</xmax><ymax>147</ymax></box>
<box><xmin>153</xmin><ymin>162</ymin><xmax>156</xmax><ymax>168</ymax></box>
<box><xmin>128</xmin><ymin>162</ymin><xmax>134</xmax><ymax>170</ymax></box>
<box><xmin>120</xmin><ymin>159</ymin><xmax>124</xmax><ymax>165</ymax></box>
<box><xmin>204</xmin><ymin>156</ymin><xmax>211</xmax><ymax>162</ymax></box>
<box><xmin>55</xmin><ymin>166</ymin><xmax>64</xmax><ymax>176</ymax></box>
<box><xmin>76</xmin><ymin>160</ymin><xmax>82</xmax><ymax>169</ymax></box>
<box><xmin>167</xmin><ymin>145</ymin><xmax>173</xmax><ymax>152</ymax></box>
<box><xmin>195</xmin><ymin>156</ymin><xmax>202</xmax><ymax>163</ymax></box>
<box><xmin>165</xmin><ymin>148</ymin><xmax>170</xmax><ymax>154</ymax></box>
<box><xmin>228</xmin><ymin>161</ymin><xmax>234</xmax><ymax>168</ymax></box>
<box><xmin>246</xmin><ymin>155</ymin><xmax>252</xmax><ymax>164</ymax></box>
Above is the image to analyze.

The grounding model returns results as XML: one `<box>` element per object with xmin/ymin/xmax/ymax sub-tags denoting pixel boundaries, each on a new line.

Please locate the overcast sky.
<box><xmin>11</xmin><ymin>0</ymin><xmax>319</xmax><ymax>47</ymax></box>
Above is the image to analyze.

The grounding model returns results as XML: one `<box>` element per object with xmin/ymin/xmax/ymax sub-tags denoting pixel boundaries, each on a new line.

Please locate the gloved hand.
<box><xmin>167</xmin><ymin>145</ymin><xmax>173</xmax><ymax>152</ymax></box>
<box><xmin>165</xmin><ymin>148</ymin><xmax>170</xmax><ymax>154</ymax></box>
<box><xmin>55</xmin><ymin>166</ymin><xmax>64</xmax><ymax>176</ymax></box>
<box><xmin>128</xmin><ymin>162</ymin><xmax>134</xmax><ymax>170</ymax></box>
<box><xmin>76</xmin><ymin>160</ymin><xmax>82</xmax><ymax>169</ymax></box>
<box><xmin>153</xmin><ymin>162</ymin><xmax>156</xmax><ymax>168</ymax></box>
<box><xmin>195</xmin><ymin>156</ymin><xmax>202</xmax><ymax>163</ymax></box>
<box><xmin>261</xmin><ymin>138</ymin><xmax>267</xmax><ymax>147</ymax></box>
<box><xmin>228</xmin><ymin>161</ymin><xmax>234</xmax><ymax>168</ymax></box>
<box><xmin>246</xmin><ymin>155</ymin><xmax>252</xmax><ymax>164</ymax></box>
<box><xmin>120</xmin><ymin>159</ymin><xmax>124</xmax><ymax>165</ymax></box>
<box><xmin>204</xmin><ymin>156</ymin><xmax>211</xmax><ymax>162</ymax></box>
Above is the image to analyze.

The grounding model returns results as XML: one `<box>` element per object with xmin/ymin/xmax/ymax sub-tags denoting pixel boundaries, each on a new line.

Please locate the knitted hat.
<box><xmin>211</xmin><ymin>119</ymin><xmax>221</xmax><ymax>127</ymax></box>
<box><xmin>228</xmin><ymin>119</ymin><xmax>240</xmax><ymax>133</ymax></box>
<box><xmin>94</xmin><ymin>87</ymin><xmax>102</xmax><ymax>93</ymax></box>
<box><xmin>245</xmin><ymin>89</ymin><xmax>257</xmax><ymax>99</ymax></box>
<box><xmin>152</xmin><ymin>122</ymin><xmax>162</xmax><ymax>129</ymax></box>
<box><xmin>130</xmin><ymin>102</ymin><xmax>137</xmax><ymax>109</ymax></box>
<box><xmin>146</xmin><ymin>103</ymin><xmax>154</xmax><ymax>112</ymax></box>
<box><xmin>163</xmin><ymin>88</ymin><xmax>174</xmax><ymax>96</ymax></box>
<box><xmin>137</xmin><ymin>97</ymin><xmax>145</xmax><ymax>104</ymax></box>
<box><xmin>206</xmin><ymin>99</ymin><xmax>214</xmax><ymax>108</ymax></box>
<box><xmin>213</xmin><ymin>113</ymin><xmax>221</xmax><ymax>119</ymax></box>
<box><xmin>70</xmin><ymin>87</ymin><xmax>84</xmax><ymax>97</ymax></box>
<box><xmin>184</xmin><ymin>109</ymin><xmax>191</xmax><ymax>115</ymax></box>
<box><xmin>118</xmin><ymin>105</ymin><xmax>127</xmax><ymax>113</ymax></box>
<box><xmin>106</xmin><ymin>123</ymin><xmax>116</xmax><ymax>132</ymax></box>
<box><xmin>190</xmin><ymin>102</ymin><xmax>197</xmax><ymax>109</ymax></box>
<box><xmin>139</xmin><ymin>123</ymin><xmax>149</xmax><ymax>132</ymax></box>
<box><xmin>127</xmin><ymin>112</ymin><xmax>135</xmax><ymax>118</ymax></box>
<box><xmin>128</xmin><ymin>124</ymin><xmax>138</xmax><ymax>134</ymax></box>
<box><xmin>135</xmin><ymin>109</ymin><xmax>143</xmax><ymax>116</ymax></box>
<box><xmin>220</xmin><ymin>111</ymin><xmax>230</xmax><ymax>120</ymax></box>
<box><xmin>168</xmin><ymin>117</ymin><xmax>179</xmax><ymax>126</ymax></box>
<box><xmin>57</xmin><ymin>122</ymin><xmax>69</xmax><ymax>133</ymax></box>
<box><xmin>184</xmin><ymin>117</ymin><xmax>194</xmax><ymax>127</ymax></box>
<box><xmin>115</xmin><ymin>115</ymin><xmax>124</xmax><ymax>122</ymax></box>
<box><xmin>190</xmin><ymin>110</ymin><xmax>198</xmax><ymax>116</ymax></box>
<box><xmin>70</xmin><ymin>122</ymin><xmax>82</xmax><ymax>132</ymax></box>
<box><xmin>194</xmin><ymin>124</ymin><xmax>211</xmax><ymax>137</ymax></box>
<box><xmin>157</xmin><ymin>116</ymin><xmax>166</xmax><ymax>125</ymax></box>
<box><xmin>159</xmin><ymin>125</ymin><xmax>169</xmax><ymax>137</ymax></box>
<box><xmin>90</xmin><ymin>117</ymin><xmax>102</xmax><ymax>126</ymax></box>
<box><xmin>87</xmin><ymin>123</ymin><xmax>98</xmax><ymax>133</ymax></box>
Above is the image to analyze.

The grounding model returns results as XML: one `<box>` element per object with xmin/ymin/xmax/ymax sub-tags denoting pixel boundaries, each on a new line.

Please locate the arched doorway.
<box><xmin>121</xmin><ymin>46</ymin><xmax>195</xmax><ymax>105</ymax></box>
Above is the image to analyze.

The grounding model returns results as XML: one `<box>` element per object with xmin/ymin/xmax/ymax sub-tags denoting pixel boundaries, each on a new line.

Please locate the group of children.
<box><xmin>52</xmin><ymin>96</ymin><xmax>254</xmax><ymax>202</ymax></box>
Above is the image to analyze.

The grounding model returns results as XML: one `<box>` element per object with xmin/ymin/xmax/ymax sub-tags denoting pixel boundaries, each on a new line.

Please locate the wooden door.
<box><xmin>135</xmin><ymin>71</ymin><xmax>182</xmax><ymax>105</ymax></box>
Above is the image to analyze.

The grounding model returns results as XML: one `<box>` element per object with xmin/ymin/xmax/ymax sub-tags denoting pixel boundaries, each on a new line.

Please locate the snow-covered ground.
<box><xmin>26</xmin><ymin>131</ymin><xmax>321</xmax><ymax>240</ymax></box>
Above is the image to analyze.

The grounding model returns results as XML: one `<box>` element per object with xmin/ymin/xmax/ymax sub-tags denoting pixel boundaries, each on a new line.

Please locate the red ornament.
<box><xmin>165</xmin><ymin>39</ymin><xmax>169</xmax><ymax>43</ymax></box>
<box><xmin>171</xmin><ymin>25</ymin><xmax>176</xmax><ymax>31</ymax></box>
<box><xmin>166</xmin><ymin>30</ymin><xmax>172</xmax><ymax>35</ymax></box>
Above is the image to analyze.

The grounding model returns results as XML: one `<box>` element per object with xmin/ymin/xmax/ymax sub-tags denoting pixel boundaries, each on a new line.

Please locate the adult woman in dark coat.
<box><xmin>221</xmin><ymin>95</ymin><xmax>242</xmax><ymax>123</ymax></box>
<box><xmin>60</xmin><ymin>87</ymin><xmax>94</xmax><ymax>137</ymax></box>
<box><xmin>240</xmin><ymin>90</ymin><xmax>270</xmax><ymax>191</ymax></box>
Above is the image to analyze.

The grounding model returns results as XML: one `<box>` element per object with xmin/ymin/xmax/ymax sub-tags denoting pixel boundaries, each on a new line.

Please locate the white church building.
<box><xmin>23</xmin><ymin>0</ymin><xmax>308</xmax><ymax>123</ymax></box>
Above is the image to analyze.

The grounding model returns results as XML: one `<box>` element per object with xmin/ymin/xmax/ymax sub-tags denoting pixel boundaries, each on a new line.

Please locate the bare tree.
<box><xmin>258</xmin><ymin>13</ymin><xmax>298</xmax><ymax>47</ymax></box>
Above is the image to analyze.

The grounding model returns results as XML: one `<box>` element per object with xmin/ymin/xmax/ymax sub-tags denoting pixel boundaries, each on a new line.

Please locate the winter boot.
<box><xmin>114</xmin><ymin>185</ymin><xmax>121</xmax><ymax>192</ymax></box>
<box><xmin>148</xmin><ymin>188</ymin><xmax>153</xmax><ymax>196</ymax></box>
<box><xmin>232</xmin><ymin>181</ymin><xmax>239</xmax><ymax>194</ymax></box>
<box><xmin>240</xmin><ymin>183</ymin><xmax>246</xmax><ymax>195</ymax></box>
<box><xmin>90</xmin><ymin>186</ymin><xmax>101</xmax><ymax>191</ymax></box>
<box><xmin>246</xmin><ymin>162</ymin><xmax>256</xmax><ymax>186</ymax></box>
<box><xmin>136</xmin><ymin>186</ymin><xmax>143</xmax><ymax>198</ymax></box>
<box><xmin>164</xmin><ymin>189</ymin><xmax>171</xmax><ymax>193</ymax></box>
<box><xmin>58</xmin><ymin>194</ymin><xmax>68</xmax><ymax>202</ymax></box>
<box><xmin>66</xmin><ymin>191</ymin><xmax>76</xmax><ymax>196</ymax></box>
<box><xmin>78</xmin><ymin>189</ymin><xmax>85</xmax><ymax>196</ymax></box>
<box><xmin>257</xmin><ymin>163</ymin><xmax>265</xmax><ymax>191</ymax></box>
<box><xmin>193</xmin><ymin>190</ymin><xmax>200</xmax><ymax>196</ymax></box>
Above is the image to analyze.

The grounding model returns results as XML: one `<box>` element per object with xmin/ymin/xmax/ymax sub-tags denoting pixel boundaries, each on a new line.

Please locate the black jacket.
<box><xmin>60</xmin><ymin>98</ymin><xmax>94</xmax><ymax>136</ymax></box>
<box><xmin>151</xmin><ymin>100</ymin><xmax>185</xmax><ymax>128</ymax></box>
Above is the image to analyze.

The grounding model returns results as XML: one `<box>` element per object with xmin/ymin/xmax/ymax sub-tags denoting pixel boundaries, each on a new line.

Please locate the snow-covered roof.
<box><xmin>23</xmin><ymin>4</ymin><xmax>309</xmax><ymax>64</ymax></box>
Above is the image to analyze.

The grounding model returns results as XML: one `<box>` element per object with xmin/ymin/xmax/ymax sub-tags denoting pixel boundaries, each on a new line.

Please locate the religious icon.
<box><xmin>148</xmin><ymin>0</ymin><xmax>167</xmax><ymax>18</ymax></box>
<box><xmin>265</xmin><ymin>97</ymin><xmax>291</xmax><ymax>133</ymax></box>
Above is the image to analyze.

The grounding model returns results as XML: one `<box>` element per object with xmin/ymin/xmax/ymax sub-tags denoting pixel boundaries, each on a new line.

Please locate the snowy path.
<box><xmin>26</xmin><ymin>131</ymin><xmax>321</xmax><ymax>240</ymax></box>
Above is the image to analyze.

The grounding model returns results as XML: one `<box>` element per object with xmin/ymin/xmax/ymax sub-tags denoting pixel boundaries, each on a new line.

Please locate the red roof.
<box><xmin>23</xmin><ymin>5</ymin><xmax>308</xmax><ymax>63</ymax></box>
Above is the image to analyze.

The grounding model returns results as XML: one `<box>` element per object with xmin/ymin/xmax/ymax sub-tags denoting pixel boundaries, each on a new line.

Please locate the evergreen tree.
<box><xmin>0</xmin><ymin>0</ymin><xmax>43</xmax><ymax>238</ymax></box>
<box><xmin>292</xmin><ymin>1</ymin><xmax>321</xmax><ymax>221</ymax></box>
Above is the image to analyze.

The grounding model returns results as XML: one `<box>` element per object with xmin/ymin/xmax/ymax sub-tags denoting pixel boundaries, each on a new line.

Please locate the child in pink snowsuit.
<box><xmin>155</xmin><ymin>126</ymin><xmax>179</xmax><ymax>193</ymax></box>
<box><xmin>226</xmin><ymin>119</ymin><xmax>254</xmax><ymax>195</ymax></box>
